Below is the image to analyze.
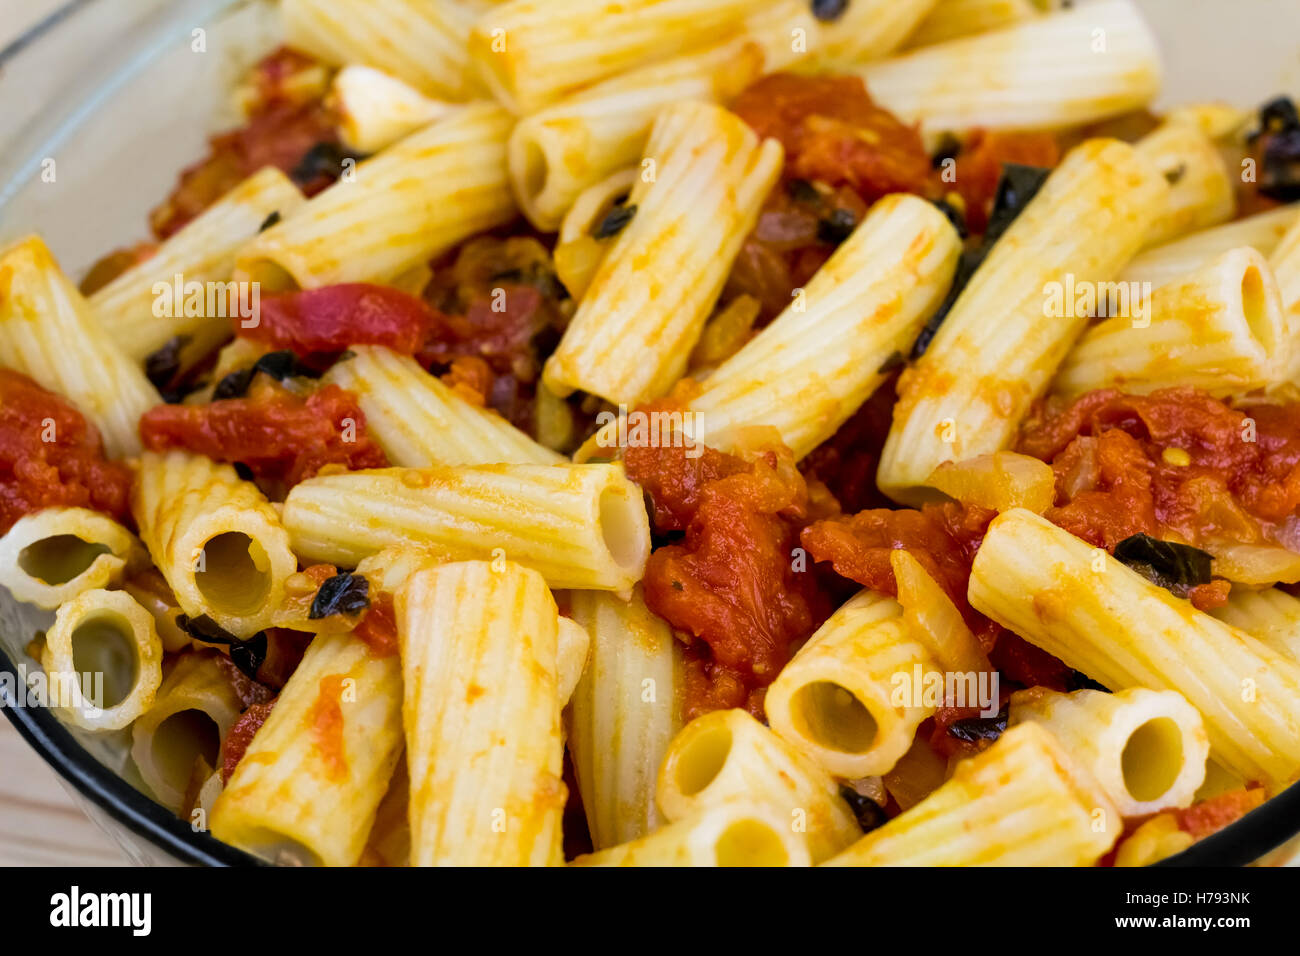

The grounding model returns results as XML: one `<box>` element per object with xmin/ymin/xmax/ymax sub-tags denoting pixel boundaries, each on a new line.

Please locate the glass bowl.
<box><xmin>0</xmin><ymin>0</ymin><xmax>1297</xmax><ymax>866</ymax></box>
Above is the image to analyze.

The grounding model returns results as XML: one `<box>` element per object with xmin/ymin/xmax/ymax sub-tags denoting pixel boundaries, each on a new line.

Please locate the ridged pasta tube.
<box><xmin>41</xmin><ymin>588</ymin><xmax>163</xmax><ymax>732</ymax></box>
<box><xmin>0</xmin><ymin>507</ymin><xmax>142</xmax><ymax>609</ymax></box>
<box><xmin>542</xmin><ymin>100</ymin><xmax>782</xmax><ymax>406</ymax></box>
<box><xmin>566</xmin><ymin>586</ymin><xmax>681</xmax><ymax>850</ymax></box>
<box><xmin>572</xmin><ymin>799</ymin><xmax>812</xmax><ymax>867</ymax></box>
<box><xmin>130</xmin><ymin>652</ymin><xmax>244</xmax><ymax>812</ymax></box>
<box><xmin>765</xmin><ymin>591</ymin><xmax>942</xmax><ymax>779</ymax></box>
<box><xmin>969</xmin><ymin>508</ymin><xmax>1300</xmax><ymax>787</ymax></box>
<box><xmin>1054</xmin><ymin>247</ymin><xmax>1288</xmax><ymax>396</ymax></box>
<box><xmin>825</xmin><ymin>723</ymin><xmax>1119</xmax><ymax>866</ymax></box>
<box><xmin>234</xmin><ymin>104</ymin><xmax>516</xmax><ymax>290</ymax></box>
<box><xmin>281</xmin><ymin>463</ymin><xmax>651</xmax><ymax>591</ymax></box>
<box><xmin>211</xmin><ymin>632</ymin><xmax>404</xmax><ymax>866</ymax></box>
<box><xmin>322</xmin><ymin>346</ymin><xmax>561</xmax><ymax>467</ymax></box>
<box><xmin>1008</xmin><ymin>687</ymin><xmax>1209</xmax><ymax>816</ymax></box>
<box><xmin>0</xmin><ymin>236</ymin><xmax>160</xmax><ymax>458</ymax></box>
<box><xmin>131</xmin><ymin>451</ymin><xmax>298</xmax><ymax>638</ymax></box>
<box><xmin>396</xmin><ymin>560</ymin><xmax>566</xmax><ymax>865</ymax></box>
<box><xmin>89</xmin><ymin>167</ymin><xmax>304</xmax><ymax>365</ymax></box>
<box><xmin>878</xmin><ymin>138</ymin><xmax>1169</xmax><ymax>503</ymax></box>
<box><xmin>657</xmin><ymin>708</ymin><xmax>861</xmax><ymax>863</ymax></box>
<box><xmin>857</xmin><ymin>0</ymin><xmax>1162</xmax><ymax>135</ymax></box>
<box><xmin>1119</xmin><ymin>204</ymin><xmax>1300</xmax><ymax>290</ymax></box>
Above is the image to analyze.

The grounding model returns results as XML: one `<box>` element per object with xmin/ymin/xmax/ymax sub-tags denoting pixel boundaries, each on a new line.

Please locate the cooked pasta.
<box><xmin>0</xmin><ymin>507</ymin><xmax>142</xmax><ymax>610</ymax></box>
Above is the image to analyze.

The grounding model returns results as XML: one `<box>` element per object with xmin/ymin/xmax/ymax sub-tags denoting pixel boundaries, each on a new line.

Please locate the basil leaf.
<box><xmin>1113</xmin><ymin>533</ymin><xmax>1214</xmax><ymax>599</ymax></box>
<box><xmin>308</xmin><ymin>572</ymin><xmax>371</xmax><ymax>620</ymax></box>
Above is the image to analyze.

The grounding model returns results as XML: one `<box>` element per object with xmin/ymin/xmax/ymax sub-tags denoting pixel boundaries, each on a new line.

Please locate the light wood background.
<box><xmin>0</xmin><ymin>0</ymin><xmax>132</xmax><ymax>866</ymax></box>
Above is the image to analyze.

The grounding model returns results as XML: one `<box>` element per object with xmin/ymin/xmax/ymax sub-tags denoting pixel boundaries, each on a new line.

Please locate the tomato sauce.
<box><xmin>624</xmin><ymin>438</ymin><xmax>836</xmax><ymax>721</ymax></box>
<box><xmin>950</xmin><ymin>130</ymin><xmax>1061</xmax><ymax>233</ymax></box>
<box><xmin>801</xmin><ymin>501</ymin><xmax>999</xmax><ymax>650</ymax></box>
<box><xmin>238</xmin><ymin>284</ymin><xmax>438</xmax><ymax>363</ymax></box>
<box><xmin>308</xmin><ymin>674</ymin><xmax>349</xmax><ymax>783</ymax></box>
<box><xmin>352</xmin><ymin>596</ymin><xmax>399</xmax><ymax>659</ymax></box>
<box><xmin>732</xmin><ymin>74</ymin><xmax>932</xmax><ymax>203</ymax></box>
<box><xmin>1017</xmin><ymin>387</ymin><xmax>1300</xmax><ymax>553</ymax></box>
<box><xmin>726</xmin><ymin>73</ymin><xmax>933</xmax><ymax>323</ymax></box>
<box><xmin>220</xmin><ymin>699</ymin><xmax>276</xmax><ymax>784</ymax></box>
<box><xmin>139</xmin><ymin>378</ymin><xmax>389</xmax><ymax>489</ymax></box>
<box><xmin>150</xmin><ymin>48</ymin><xmax>339</xmax><ymax>239</ymax></box>
<box><xmin>0</xmin><ymin>369</ymin><xmax>133</xmax><ymax>535</ymax></box>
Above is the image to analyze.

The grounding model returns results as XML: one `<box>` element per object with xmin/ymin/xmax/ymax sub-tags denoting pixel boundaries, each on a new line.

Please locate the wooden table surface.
<box><xmin>0</xmin><ymin>0</ymin><xmax>133</xmax><ymax>866</ymax></box>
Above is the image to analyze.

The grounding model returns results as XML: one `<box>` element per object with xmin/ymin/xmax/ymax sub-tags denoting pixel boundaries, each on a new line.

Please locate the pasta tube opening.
<box><xmin>1122</xmin><ymin>717</ymin><xmax>1184</xmax><ymax>804</ymax></box>
<box><xmin>713</xmin><ymin>819</ymin><xmax>793</xmax><ymax>867</ymax></box>
<box><xmin>20</xmin><ymin>537</ymin><xmax>110</xmax><ymax>585</ymax></box>
<box><xmin>789</xmin><ymin>681</ymin><xmax>880</xmax><ymax>757</ymax></box>
<box><xmin>148</xmin><ymin>711</ymin><xmax>220</xmax><ymax>798</ymax></box>
<box><xmin>195</xmin><ymin>532</ymin><xmax>274</xmax><ymax>619</ymax></box>
<box><xmin>71</xmin><ymin>616</ymin><xmax>139</xmax><ymax>710</ymax></box>
<box><xmin>41</xmin><ymin>589</ymin><xmax>163</xmax><ymax>731</ymax></box>
<box><xmin>0</xmin><ymin>506</ymin><xmax>139</xmax><ymax>608</ymax></box>
<box><xmin>670</xmin><ymin>721</ymin><xmax>732</xmax><ymax>798</ymax></box>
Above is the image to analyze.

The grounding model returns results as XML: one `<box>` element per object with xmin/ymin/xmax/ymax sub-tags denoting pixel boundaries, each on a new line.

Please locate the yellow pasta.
<box><xmin>323</xmin><ymin>346</ymin><xmax>561</xmax><ymax>467</ymax></box>
<box><xmin>878</xmin><ymin>138</ymin><xmax>1168</xmax><ymax>504</ymax></box>
<box><xmin>1054</xmin><ymin>246</ymin><xmax>1288</xmax><ymax>396</ymax></box>
<box><xmin>234</xmin><ymin>104</ymin><xmax>515</xmax><ymax>290</ymax></box>
<box><xmin>89</xmin><ymin>168</ymin><xmax>304</xmax><ymax>366</ymax></box>
<box><xmin>211</xmin><ymin>632</ymin><xmax>404</xmax><ymax>866</ymax></box>
<box><xmin>397</xmin><ymin>560</ymin><xmax>566</xmax><ymax>865</ymax></box>
<box><xmin>41</xmin><ymin>588</ymin><xmax>163</xmax><ymax>732</ymax></box>
<box><xmin>657</xmin><ymin>708</ymin><xmax>861</xmax><ymax>863</ymax></box>
<box><xmin>0</xmin><ymin>236</ymin><xmax>160</xmax><ymax>458</ymax></box>
<box><xmin>1009</xmin><ymin>687</ymin><xmax>1209</xmax><ymax>816</ymax></box>
<box><xmin>0</xmin><ymin>507</ymin><xmax>142</xmax><ymax>609</ymax></box>
<box><xmin>281</xmin><ymin>0</ymin><xmax>486</xmax><ymax>99</ymax></box>
<box><xmin>567</xmin><ymin>586</ymin><xmax>682</xmax><ymax>850</ymax></box>
<box><xmin>330</xmin><ymin>65</ymin><xmax>453</xmax><ymax>153</ymax></box>
<box><xmin>131</xmin><ymin>451</ymin><xmax>298</xmax><ymax>639</ymax></box>
<box><xmin>825</xmin><ymin>723</ymin><xmax>1119</xmax><ymax>866</ymax></box>
<box><xmin>542</xmin><ymin>101</ymin><xmax>782</xmax><ymax>406</ymax></box>
<box><xmin>281</xmin><ymin>463</ymin><xmax>650</xmax><ymax>591</ymax></box>
<box><xmin>130</xmin><ymin>651</ymin><xmax>244</xmax><ymax>813</ymax></box>
<box><xmin>765</xmin><ymin>590</ymin><xmax>941</xmax><ymax>779</ymax></box>
<box><xmin>969</xmin><ymin>508</ymin><xmax>1300</xmax><ymax>787</ymax></box>
<box><xmin>858</xmin><ymin>0</ymin><xmax>1161</xmax><ymax>135</ymax></box>
<box><xmin>1134</xmin><ymin>119</ymin><xmax>1236</xmax><ymax>248</ymax></box>
<box><xmin>572</xmin><ymin>799</ymin><xmax>812</xmax><ymax>867</ymax></box>
<box><xmin>468</xmin><ymin>0</ymin><xmax>756</xmax><ymax>115</ymax></box>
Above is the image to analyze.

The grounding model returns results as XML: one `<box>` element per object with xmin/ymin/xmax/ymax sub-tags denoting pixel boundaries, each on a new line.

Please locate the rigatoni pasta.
<box><xmin>330</xmin><ymin>65</ymin><xmax>452</xmax><ymax>154</ymax></box>
<box><xmin>657</xmin><ymin>708</ymin><xmax>861</xmax><ymax>863</ymax></box>
<box><xmin>131</xmin><ymin>451</ymin><xmax>298</xmax><ymax>638</ymax></box>
<box><xmin>878</xmin><ymin>138</ymin><xmax>1168</xmax><ymax>503</ymax></box>
<box><xmin>322</xmin><ymin>346</ymin><xmax>561</xmax><ymax>467</ymax></box>
<box><xmin>281</xmin><ymin>463</ymin><xmax>650</xmax><ymax>590</ymax></box>
<box><xmin>0</xmin><ymin>507</ymin><xmax>142</xmax><ymax>609</ymax></box>
<box><xmin>858</xmin><ymin>0</ymin><xmax>1162</xmax><ymax>136</ymax></box>
<box><xmin>507</xmin><ymin>0</ymin><xmax>814</xmax><ymax>230</ymax></box>
<box><xmin>765</xmin><ymin>590</ymin><xmax>941</xmax><ymax>779</ymax></box>
<box><xmin>396</xmin><ymin>560</ymin><xmax>566</xmax><ymax>866</ymax></box>
<box><xmin>281</xmin><ymin>0</ymin><xmax>485</xmax><ymax>100</ymax></box>
<box><xmin>1054</xmin><ymin>246</ymin><xmax>1288</xmax><ymax>396</ymax></box>
<box><xmin>130</xmin><ymin>651</ymin><xmax>245</xmax><ymax>812</ymax></box>
<box><xmin>566</xmin><ymin>586</ymin><xmax>681</xmax><ymax>850</ymax></box>
<box><xmin>0</xmin><ymin>236</ymin><xmax>160</xmax><ymax>458</ymax></box>
<box><xmin>41</xmin><ymin>588</ymin><xmax>164</xmax><ymax>732</ymax></box>
<box><xmin>89</xmin><ymin>167</ymin><xmax>305</xmax><ymax>366</ymax></box>
<box><xmin>826</xmin><ymin>723</ymin><xmax>1119</xmax><ymax>866</ymax></box>
<box><xmin>234</xmin><ymin>104</ymin><xmax>516</xmax><ymax>290</ymax></box>
<box><xmin>211</xmin><ymin>631</ymin><xmax>404</xmax><ymax>867</ymax></box>
<box><xmin>1008</xmin><ymin>687</ymin><xmax>1209</xmax><ymax>816</ymax></box>
<box><xmin>542</xmin><ymin>101</ymin><xmax>782</xmax><ymax>406</ymax></box>
<box><xmin>572</xmin><ymin>799</ymin><xmax>812</xmax><ymax>867</ymax></box>
<box><xmin>969</xmin><ymin>508</ymin><xmax>1300</xmax><ymax>787</ymax></box>
<box><xmin>468</xmin><ymin>0</ymin><xmax>756</xmax><ymax>115</ymax></box>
